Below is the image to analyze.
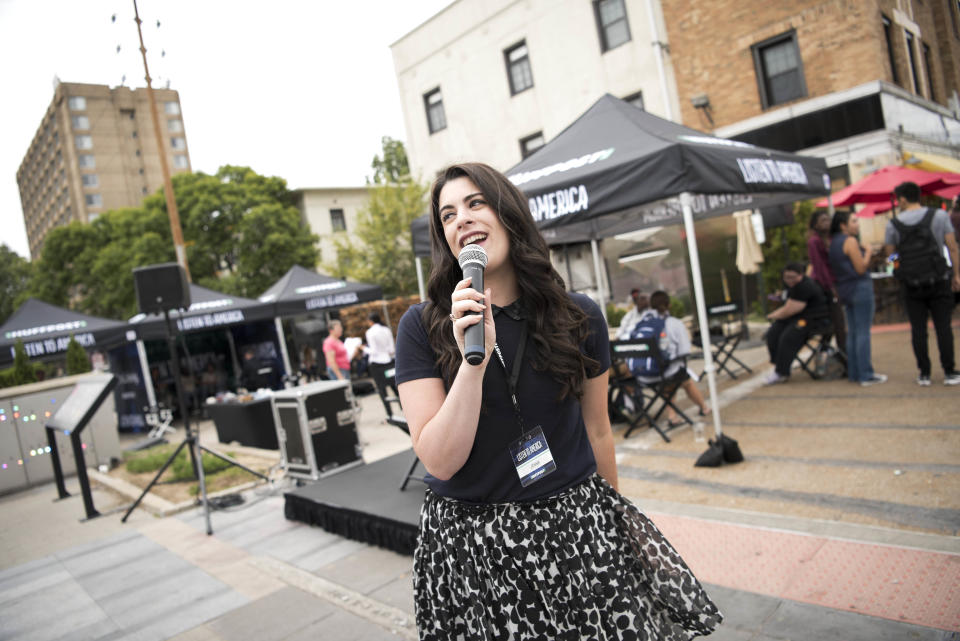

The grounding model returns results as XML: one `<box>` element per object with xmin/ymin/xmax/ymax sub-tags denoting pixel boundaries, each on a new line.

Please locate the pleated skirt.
<box><xmin>413</xmin><ymin>475</ymin><xmax>722</xmax><ymax>640</ymax></box>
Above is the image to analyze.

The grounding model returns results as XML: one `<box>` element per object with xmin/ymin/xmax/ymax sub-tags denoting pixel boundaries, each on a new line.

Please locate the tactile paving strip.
<box><xmin>647</xmin><ymin>512</ymin><xmax>960</xmax><ymax>631</ymax></box>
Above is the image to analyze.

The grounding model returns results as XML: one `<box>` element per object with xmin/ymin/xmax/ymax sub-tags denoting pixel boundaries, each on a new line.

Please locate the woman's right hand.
<box><xmin>450</xmin><ymin>278</ymin><xmax>495</xmax><ymax>366</ymax></box>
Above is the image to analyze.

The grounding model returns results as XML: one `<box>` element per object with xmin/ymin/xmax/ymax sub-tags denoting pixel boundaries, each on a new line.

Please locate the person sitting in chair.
<box><xmin>764</xmin><ymin>262</ymin><xmax>831</xmax><ymax>385</ymax></box>
<box><xmin>634</xmin><ymin>291</ymin><xmax>710</xmax><ymax>425</ymax></box>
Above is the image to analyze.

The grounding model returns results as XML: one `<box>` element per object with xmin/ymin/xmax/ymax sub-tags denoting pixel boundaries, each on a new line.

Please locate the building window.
<box><xmin>905</xmin><ymin>31</ymin><xmax>920</xmax><ymax>94</ymax></box>
<box><xmin>120</xmin><ymin>108</ymin><xmax>135</xmax><ymax>120</ymax></box>
<box><xmin>164</xmin><ymin>101</ymin><xmax>180</xmax><ymax>115</ymax></box>
<box><xmin>882</xmin><ymin>15</ymin><xmax>899</xmax><ymax>85</ymax></box>
<box><xmin>504</xmin><ymin>41</ymin><xmax>534</xmax><ymax>95</ymax></box>
<box><xmin>71</xmin><ymin>115</ymin><xmax>90</xmax><ymax>130</ymax></box>
<box><xmin>519</xmin><ymin>132</ymin><xmax>545</xmax><ymax>159</ymax></box>
<box><xmin>132</xmin><ymin>130</ymin><xmax>138</xmax><ymax>138</ymax></box>
<box><xmin>75</xmin><ymin>135</ymin><xmax>93</xmax><ymax>150</ymax></box>
<box><xmin>330</xmin><ymin>208</ymin><xmax>346</xmax><ymax>232</ymax></box>
<box><xmin>168</xmin><ymin>119</ymin><xmax>183</xmax><ymax>132</ymax></box>
<box><xmin>67</xmin><ymin>96</ymin><xmax>86</xmax><ymax>110</ymax></box>
<box><xmin>622</xmin><ymin>91</ymin><xmax>644</xmax><ymax>110</ymax></box>
<box><xmin>173</xmin><ymin>155</ymin><xmax>189</xmax><ymax>169</ymax></box>
<box><xmin>170</xmin><ymin>137</ymin><xmax>186</xmax><ymax>150</ymax></box>
<box><xmin>78</xmin><ymin>154</ymin><xmax>95</xmax><ymax>168</ymax></box>
<box><xmin>751</xmin><ymin>31</ymin><xmax>807</xmax><ymax>108</ymax></box>
<box><xmin>424</xmin><ymin>88</ymin><xmax>447</xmax><ymax>134</ymax></box>
<box><xmin>85</xmin><ymin>193</ymin><xmax>102</xmax><ymax>208</ymax></box>
<box><xmin>81</xmin><ymin>174</ymin><xmax>99</xmax><ymax>188</ymax></box>
<box><xmin>922</xmin><ymin>43</ymin><xmax>936</xmax><ymax>101</ymax></box>
<box><xmin>594</xmin><ymin>0</ymin><xmax>631</xmax><ymax>52</ymax></box>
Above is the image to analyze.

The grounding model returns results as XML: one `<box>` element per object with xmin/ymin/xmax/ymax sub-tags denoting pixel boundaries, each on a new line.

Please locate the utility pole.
<box><xmin>133</xmin><ymin>0</ymin><xmax>191</xmax><ymax>281</ymax></box>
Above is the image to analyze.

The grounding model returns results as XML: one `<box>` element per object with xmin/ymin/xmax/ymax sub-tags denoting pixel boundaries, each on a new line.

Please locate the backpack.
<box><xmin>891</xmin><ymin>208</ymin><xmax>948</xmax><ymax>290</ymax></box>
<box><xmin>626</xmin><ymin>314</ymin><xmax>670</xmax><ymax>377</ymax></box>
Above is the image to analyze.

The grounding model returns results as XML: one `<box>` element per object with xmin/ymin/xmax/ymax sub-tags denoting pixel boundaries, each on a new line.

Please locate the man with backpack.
<box><xmin>884</xmin><ymin>181</ymin><xmax>960</xmax><ymax>386</ymax></box>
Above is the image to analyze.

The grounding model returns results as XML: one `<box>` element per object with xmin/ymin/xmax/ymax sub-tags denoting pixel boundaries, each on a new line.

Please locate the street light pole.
<box><xmin>132</xmin><ymin>0</ymin><xmax>191</xmax><ymax>281</ymax></box>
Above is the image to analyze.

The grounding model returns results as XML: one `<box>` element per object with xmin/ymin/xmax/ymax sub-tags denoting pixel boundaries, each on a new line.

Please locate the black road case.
<box><xmin>271</xmin><ymin>380</ymin><xmax>363</xmax><ymax>480</ymax></box>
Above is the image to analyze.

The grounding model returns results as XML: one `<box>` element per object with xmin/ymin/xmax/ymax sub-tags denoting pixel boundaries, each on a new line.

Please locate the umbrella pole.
<box><xmin>681</xmin><ymin>192</ymin><xmax>723</xmax><ymax>438</ymax></box>
<box><xmin>590</xmin><ymin>238</ymin><xmax>607</xmax><ymax>321</ymax></box>
<box><xmin>415</xmin><ymin>257</ymin><xmax>426</xmax><ymax>302</ymax></box>
<box><xmin>274</xmin><ymin>317</ymin><xmax>292</xmax><ymax>382</ymax></box>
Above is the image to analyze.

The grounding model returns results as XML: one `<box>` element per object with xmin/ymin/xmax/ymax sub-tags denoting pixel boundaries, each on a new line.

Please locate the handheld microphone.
<box><xmin>458</xmin><ymin>244</ymin><xmax>488</xmax><ymax>365</ymax></box>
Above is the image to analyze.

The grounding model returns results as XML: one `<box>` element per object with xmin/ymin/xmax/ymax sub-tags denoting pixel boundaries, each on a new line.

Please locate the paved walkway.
<box><xmin>1</xmin><ymin>323</ymin><xmax>959</xmax><ymax>640</ymax></box>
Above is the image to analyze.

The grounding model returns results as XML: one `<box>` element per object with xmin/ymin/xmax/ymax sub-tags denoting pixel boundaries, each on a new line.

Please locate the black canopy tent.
<box><xmin>0</xmin><ymin>298</ymin><xmax>129</xmax><ymax>369</ymax></box>
<box><xmin>411</xmin><ymin>94</ymin><xmax>830</xmax><ymax>438</ymax></box>
<box><xmin>257</xmin><ymin>265</ymin><xmax>383</xmax><ymax>375</ymax></box>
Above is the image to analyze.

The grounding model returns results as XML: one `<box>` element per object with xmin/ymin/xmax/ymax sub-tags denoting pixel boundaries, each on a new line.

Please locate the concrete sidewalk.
<box><xmin>1</xmin><ymin>324</ymin><xmax>958</xmax><ymax>641</ymax></box>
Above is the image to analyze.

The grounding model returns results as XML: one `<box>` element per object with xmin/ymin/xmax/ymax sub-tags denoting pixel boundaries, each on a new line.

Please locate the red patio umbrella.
<box><xmin>815</xmin><ymin>165</ymin><xmax>960</xmax><ymax>208</ymax></box>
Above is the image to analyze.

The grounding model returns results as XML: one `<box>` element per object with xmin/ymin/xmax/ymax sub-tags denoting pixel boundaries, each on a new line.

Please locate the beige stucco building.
<box><xmin>17</xmin><ymin>81</ymin><xmax>191</xmax><ymax>260</ymax></box>
<box><xmin>294</xmin><ymin>186</ymin><xmax>370</xmax><ymax>268</ymax></box>
<box><xmin>391</xmin><ymin>0</ymin><xmax>677</xmax><ymax>181</ymax></box>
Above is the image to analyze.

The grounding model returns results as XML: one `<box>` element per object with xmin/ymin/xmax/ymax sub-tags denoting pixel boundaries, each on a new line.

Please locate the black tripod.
<box><xmin>122</xmin><ymin>309</ymin><xmax>269</xmax><ymax>534</ymax></box>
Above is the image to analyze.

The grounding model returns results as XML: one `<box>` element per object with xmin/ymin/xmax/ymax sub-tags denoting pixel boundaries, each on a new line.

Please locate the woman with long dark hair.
<box><xmin>807</xmin><ymin>210</ymin><xmax>847</xmax><ymax>355</ymax></box>
<box><xmin>395</xmin><ymin>162</ymin><xmax>721</xmax><ymax>640</ymax></box>
<box><xmin>829</xmin><ymin>210</ymin><xmax>886</xmax><ymax>386</ymax></box>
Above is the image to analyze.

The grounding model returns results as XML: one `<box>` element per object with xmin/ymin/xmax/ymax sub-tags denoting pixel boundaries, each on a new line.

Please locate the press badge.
<box><xmin>508</xmin><ymin>426</ymin><xmax>557</xmax><ymax>487</ymax></box>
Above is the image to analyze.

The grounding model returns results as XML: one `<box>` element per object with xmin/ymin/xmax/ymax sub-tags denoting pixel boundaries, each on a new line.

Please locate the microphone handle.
<box><xmin>462</xmin><ymin>264</ymin><xmax>485</xmax><ymax>365</ymax></box>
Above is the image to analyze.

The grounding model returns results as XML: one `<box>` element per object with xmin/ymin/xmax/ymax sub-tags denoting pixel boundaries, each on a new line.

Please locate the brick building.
<box><xmin>17</xmin><ymin>82</ymin><xmax>191</xmax><ymax>259</ymax></box>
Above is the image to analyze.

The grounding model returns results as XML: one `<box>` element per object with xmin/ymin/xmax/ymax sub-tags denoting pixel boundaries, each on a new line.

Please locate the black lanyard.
<box><xmin>492</xmin><ymin>322</ymin><xmax>528</xmax><ymax>436</ymax></box>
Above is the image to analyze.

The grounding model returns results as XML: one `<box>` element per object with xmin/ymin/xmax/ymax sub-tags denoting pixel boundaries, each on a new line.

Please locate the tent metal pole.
<box><xmin>681</xmin><ymin>192</ymin><xmax>723</xmax><ymax>437</ymax></box>
<box><xmin>224</xmin><ymin>329</ymin><xmax>242</xmax><ymax>389</ymax></box>
<box><xmin>827</xmin><ymin>192</ymin><xmax>835</xmax><ymax>218</ymax></box>
<box><xmin>590</xmin><ymin>238</ymin><xmax>607</xmax><ymax>321</ymax></box>
<box><xmin>135</xmin><ymin>339</ymin><xmax>157</xmax><ymax>409</ymax></box>
<box><xmin>274</xmin><ymin>317</ymin><xmax>292</xmax><ymax>380</ymax></box>
<box><xmin>415</xmin><ymin>257</ymin><xmax>426</xmax><ymax>301</ymax></box>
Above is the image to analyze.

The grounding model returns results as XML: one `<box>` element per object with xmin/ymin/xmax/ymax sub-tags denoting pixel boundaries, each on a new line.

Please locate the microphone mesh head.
<box><xmin>458</xmin><ymin>244</ymin><xmax>488</xmax><ymax>269</ymax></box>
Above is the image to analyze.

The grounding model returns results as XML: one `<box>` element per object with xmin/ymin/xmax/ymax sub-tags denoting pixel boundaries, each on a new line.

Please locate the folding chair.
<box><xmin>794</xmin><ymin>324</ymin><xmax>844</xmax><ymax>380</ymax></box>
<box><xmin>609</xmin><ymin>339</ymin><xmax>693</xmax><ymax>442</ymax></box>
<box><xmin>693</xmin><ymin>302</ymin><xmax>753</xmax><ymax>379</ymax></box>
<box><xmin>371</xmin><ymin>365</ymin><xmax>425</xmax><ymax>491</ymax></box>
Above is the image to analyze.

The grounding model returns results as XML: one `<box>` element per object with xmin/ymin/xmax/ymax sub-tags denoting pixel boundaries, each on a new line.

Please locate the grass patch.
<box><xmin>124</xmin><ymin>443</ymin><xmax>236</xmax><ymax>480</ymax></box>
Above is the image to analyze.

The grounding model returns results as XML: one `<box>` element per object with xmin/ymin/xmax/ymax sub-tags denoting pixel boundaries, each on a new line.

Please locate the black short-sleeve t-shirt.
<box><xmin>787</xmin><ymin>276</ymin><xmax>829</xmax><ymax>322</ymax></box>
<box><xmin>394</xmin><ymin>292</ymin><xmax>611</xmax><ymax>504</ymax></box>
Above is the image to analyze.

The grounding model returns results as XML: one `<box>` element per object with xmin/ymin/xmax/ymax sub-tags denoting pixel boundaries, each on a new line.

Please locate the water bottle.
<box><xmin>887</xmin><ymin>252</ymin><xmax>899</xmax><ymax>275</ymax></box>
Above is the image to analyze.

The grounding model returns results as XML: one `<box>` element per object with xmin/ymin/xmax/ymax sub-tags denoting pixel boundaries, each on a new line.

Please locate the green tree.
<box><xmin>11</xmin><ymin>340</ymin><xmax>36</xmax><ymax>386</ymax></box>
<box><xmin>65</xmin><ymin>335</ymin><xmax>91</xmax><ymax>375</ymax></box>
<box><xmin>25</xmin><ymin>166</ymin><xmax>317</xmax><ymax>317</ymax></box>
<box><xmin>759</xmin><ymin>200</ymin><xmax>816</xmax><ymax>294</ymax></box>
<box><xmin>327</xmin><ymin>139</ymin><xmax>428</xmax><ymax>298</ymax></box>
<box><xmin>0</xmin><ymin>245</ymin><xmax>32</xmax><ymax>325</ymax></box>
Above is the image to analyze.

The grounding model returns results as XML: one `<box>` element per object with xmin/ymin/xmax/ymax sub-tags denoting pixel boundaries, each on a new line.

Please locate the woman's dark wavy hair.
<box><xmin>829</xmin><ymin>210</ymin><xmax>853</xmax><ymax>236</ymax></box>
<box><xmin>423</xmin><ymin>162</ymin><xmax>601</xmax><ymax>400</ymax></box>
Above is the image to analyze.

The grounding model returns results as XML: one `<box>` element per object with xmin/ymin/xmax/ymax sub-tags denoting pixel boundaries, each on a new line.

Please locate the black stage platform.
<box><xmin>284</xmin><ymin>450</ymin><xmax>425</xmax><ymax>555</ymax></box>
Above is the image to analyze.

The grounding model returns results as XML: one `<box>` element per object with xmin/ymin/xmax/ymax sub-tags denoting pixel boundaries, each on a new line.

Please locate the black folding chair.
<box><xmin>693</xmin><ymin>302</ymin><xmax>753</xmax><ymax>379</ymax></box>
<box><xmin>371</xmin><ymin>365</ymin><xmax>424</xmax><ymax>491</ymax></box>
<box><xmin>609</xmin><ymin>339</ymin><xmax>693</xmax><ymax>443</ymax></box>
<box><xmin>794</xmin><ymin>324</ymin><xmax>845</xmax><ymax>380</ymax></box>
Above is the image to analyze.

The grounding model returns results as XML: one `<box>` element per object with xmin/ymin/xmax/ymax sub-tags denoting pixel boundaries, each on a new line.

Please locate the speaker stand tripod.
<box><xmin>122</xmin><ymin>309</ymin><xmax>269</xmax><ymax>535</ymax></box>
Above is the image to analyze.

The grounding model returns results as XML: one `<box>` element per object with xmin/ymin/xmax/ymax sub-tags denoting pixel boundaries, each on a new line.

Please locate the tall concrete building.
<box><xmin>391</xmin><ymin>0</ymin><xmax>676</xmax><ymax>181</ymax></box>
<box><xmin>17</xmin><ymin>81</ymin><xmax>191</xmax><ymax>259</ymax></box>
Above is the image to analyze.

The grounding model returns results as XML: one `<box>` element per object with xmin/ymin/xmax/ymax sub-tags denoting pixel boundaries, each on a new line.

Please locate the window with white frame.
<box><xmin>519</xmin><ymin>132</ymin><xmax>545</xmax><ymax>159</ymax></box>
<box><xmin>71</xmin><ymin>115</ymin><xmax>90</xmax><ymax>130</ymax></box>
<box><xmin>81</xmin><ymin>174</ymin><xmax>99</xmax><ymax>188</ymax></box>
<box><xmin>164</xmin><ymin>101</ymin><xmax>180</xmax><ymax>115</ymax></box>
<box><xmin>85</xmin><ymin>193</ymin><xmax>102</xmax><ymax>207</ymax></box>
<box><xmin>594</xmin><ymin>0</ymin><xmax>631</xmax><ymax>52</ymax></box>
<box><xmin>67</xmin><ymin>96</ymin><xmax>86</xmax><ymax>110</ymax></box>
<box><xmin>505</xmin><ymin>41</ymin><xmax>534</xmax><ymax>95</ymax></box>
<box><xmin>424</xmin><ymin>88</ymin><xmax>447</xmax><ymax>134</ymax></box>
<box><xmin>167</xmin><ymin>119</ymin><xmax>183</xmax><ymax>132</ymax></box>
<box><xmin>751</xmin><ymin>30</ymin><xmax>807</xmax><ymax>108</ymax></box>
<box><xmin>75</xmin><ymin>135</ymin><xmax>93</xmax><ymax>150</ymax></box>
<box><xmin>170</xmin><ymin>137</ymin><xmax>186</xmax><ymax>150</ymax></box>
<box><xmin>78</xmin><ymin>154</ymin><xmax>95</xmax><ymax>168</ymax></box>
<box><xmin>173</xmin><ymin>155</ymin><xmax>189</xmax><ymax>169</ymax></box>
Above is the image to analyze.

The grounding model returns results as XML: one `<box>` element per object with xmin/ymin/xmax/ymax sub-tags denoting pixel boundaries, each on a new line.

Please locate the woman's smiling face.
<box><xmin>437</xmin><ymin>176</ymin><xmax>510</xmax><ymax>274</ymax></box>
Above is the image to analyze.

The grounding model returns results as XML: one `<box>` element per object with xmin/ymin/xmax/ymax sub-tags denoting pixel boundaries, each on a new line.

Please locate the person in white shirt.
<box><xmin>365</xmin><ymin>313</ymin><xmax>396</xmax><ymax>395</ymax></box>
<box><xmin>615</xmin><ymin>289</ymin><xmax>649</xmax><ymax>339</ymax></box>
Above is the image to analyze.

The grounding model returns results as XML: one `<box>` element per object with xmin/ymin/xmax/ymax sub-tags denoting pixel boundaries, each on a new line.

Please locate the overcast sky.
<box><xmin>0</xmin><ymin>0</ymin><xmax>454</xmax><ymax>259</ymax></box>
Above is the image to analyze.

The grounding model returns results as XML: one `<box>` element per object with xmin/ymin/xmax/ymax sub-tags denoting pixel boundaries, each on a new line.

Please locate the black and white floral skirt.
<box><xmin>413</xmin><ymin>475</ymin><xmax>722</xmax><ymax>640</ymax></box>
